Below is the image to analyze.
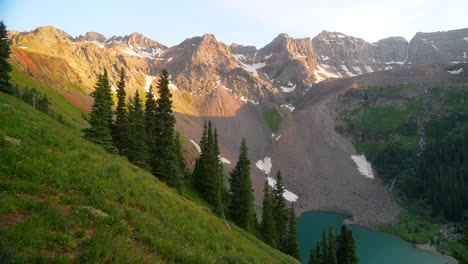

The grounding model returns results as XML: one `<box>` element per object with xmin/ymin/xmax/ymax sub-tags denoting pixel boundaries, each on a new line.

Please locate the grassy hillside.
<box><xmin>0</xmin><ymin>92</ymin><xmax>297</xmax><ymax>264</ymax></box>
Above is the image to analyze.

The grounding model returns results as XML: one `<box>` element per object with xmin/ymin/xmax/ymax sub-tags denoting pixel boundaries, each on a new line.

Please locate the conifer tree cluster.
<box><xmin>309</xmin><ymin>225</ymin><xmax>359</xmax><ymax>264</ymax></box>
<box><xmin>0</xmin><ymin>21</ymin><xmax>12</xmax><ymax>94</ymax></box>
<box><xmin>192</xmin><ymin>121</ymin><xmax>225</xmax><ymax>216</ymax></box>
<box><xmin>260</xmin><ymin>171</ymin><xmax>301</xmax><ymax>260</ymax></box>
<box><xmin>85</xmin><ymin>68</ymin><xmax>185</xmax><ymax>192</ymax></box>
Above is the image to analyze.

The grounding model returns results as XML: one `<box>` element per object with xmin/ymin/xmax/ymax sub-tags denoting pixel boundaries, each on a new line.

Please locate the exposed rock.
<box><xmin>4</xmin><ymin>135</ymin><xmax>21</xmax><ymax>145</ymax></box>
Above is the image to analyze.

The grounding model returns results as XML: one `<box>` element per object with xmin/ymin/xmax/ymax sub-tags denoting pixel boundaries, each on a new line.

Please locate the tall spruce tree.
<box><xmin>337</xmin><ymin>225</ymin><xmax>359</xmax><ymax>264</ymax></box>
<box><xmin>192</xmin><ymin>121</ymin><xmax>224</xmax><ymax>216</ymax></box>
<box><xmin>309</xmin><ymin>246</ymin><xmax>317</xmax><ymax>264</ymax></box>
<box><xmin>0</xmin><ymin>21</ymin><xmax>12</xmax><ymax>93</ymax></box>
<box><xmin>113</xmin><ymin>68</ymin><xmax>129</xmax><ymax>155</ymax></box>
<box><xmin>328</xmin><ymin>226</ymin><xmax>338</xmax><ymax>264</ymax></box>
<box><xmin>321</xmin><ymin>229</ymin><xmax>329</xmax><ymax>263</ymax></box>
<box><xmin>229</xmin><ymin>138</ymin><xmax>255</xmax><ymax>231</ymax></box>
<box><xmin>273</xmin><ymin>171</ymin><xmax>289</xmax><ymax>252</ymax></box>
<box><xmin>173</xmin><ymin>131</ymin><xmax>188</xmax><ymax>180</ymax></box>
<box><xmin>84</xmin><ymin>69</ymin><xmax>116</xmax><ymax>152</ymax></box>
<box><xmin>127</xmin><ymin>90</ymin><xmax>149</xmax><ymax>169</ymax></box>
<box><xmin>145</xmin><ymin>85</ymin><xmax>157</xmax><ymax>159</ymax></box>
<box><xmin>285</xmin><ymin>204</ymin><xmax>301</xmax><ymax>261</ymax></box>
<box><xmin>261</xmin><ymin>178</ymin><xmax>277</xmax><ymax>247</ymax></box>
<box><xmin>150</xmin><ymin>69</ymin><xmax>181</xmax><ymax>191</ymax></box>
<box><xmin>316</xmin><ymin>243</ymin><xmax>322</xmax><ymax>264</ymax></box>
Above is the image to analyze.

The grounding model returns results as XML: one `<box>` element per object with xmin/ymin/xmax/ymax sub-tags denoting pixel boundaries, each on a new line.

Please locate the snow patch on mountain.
<box><xmin>281</xmin><ymin>104</ymin><xmax>295</xmax><ymax>112</ymax></box>
<box><xmin>267</xmin><ymin>177</ymin><xmax>299</xmax><ymax>202</ymax></box>
<box><xmin>220</xmin><ymin>157</ymin><xmax>231</xmax><ymax>164</ymax></box>
<box><xmin>256</xmin><ymin>157</ymin><xmax>272</xmax><ymax>174</ymax></box>
<box><xmin>314</xmin><ymin>65</ymin><xmax>340</xmax><ymax>82</ymax></box>
<box><xmin>364</xmin><ymin>65</ymin><xmax>374</xmax><ymax>73</ymax></box>
<box><xmin>340</xmin><ymin>65</ymin><xmax>356</xmax><ymax>77</ymax></box>
<box><xmin>189</xmin><ymin>139</ymin><xmax>201</xmax><ymax>154</ymax></box>
<box><xmin>447</xmin><ymin>68</ymin><xmax>464</xmax><ymax>75</ymax></box>
<box><xmin>144</xmin><ymin>75</ymin><xmax>156</xmax><ymax>92</ymax></box>
<box><xmin>351</xmin><ymin>155</ymin><xmax>374</xmax><ymax>179</ymax></box>
<box><xmin>280</xmin><ymin>82</ymin><xmax>297</xmax><ymax>92</ymax></box>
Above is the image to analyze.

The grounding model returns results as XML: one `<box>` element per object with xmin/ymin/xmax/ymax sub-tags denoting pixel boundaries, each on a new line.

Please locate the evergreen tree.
<box><xmin>316</xmin><ymin>243</ymin><xmax>322</xmax><ymax>264</ymax></box>
<box><xmin>273</xmin><ymin>170</ymin><xmax>289</xmax><ymax>252</ymax></box>
<box><xmin>337</xmin><ymin>225</ymin><xmax>359</xmax><ymax>264</ymax></box>
<box><xmin>229</xmin><ymin>138</ymin><xmax>255</xmax><ymax>231</ymax></box>
<box><xmin>0</xmin><ymin>21</ymin><xmax>12</xmax><ymax>93</ymax></box>
<box><xmin>127</xmin><ymin>90</ymin><xmax>149</xmax><ymax>169</ymax></box>
<box><xmin>150</xmin><ymin>69</ymin><xmax>182</xmax><ymax>191</ymax></box>
<box><xmin>309</xmin><ymin>246</ymin><xmax>317</xmax><ymax>264</ymax></box>
<box><xmin>261</xmin><ymin>178</ymin><xmax>277</xmax><ymax>247</ymax></box>
<box><xmin>285</xmin><ymin>204</ymin><xmax>301</xmax><ymax>261</ymax></box>
<box><xmin>145</xmin><ymin>85</ymin><xmax>157</xmax><ymax>161</ymax></box>
<box><xmin>328</xmin><ymin>226</ymin><xmax>338</xmax><ymax>264</ymax></box>
<box><xmin>193</xmin><ymin>121</ymin><xmax>224</xmax><ymax>216</ymax></box>
<box><xmin>321</xmin><ymin>229</ymin><xmax>329</xmax><ymax>263</ymax></box>
<box><xmin>84</xmin><ymin>69</ymin><xmax>116</xmax><ymax>152</ymax></box>
<box><xmin>113</xmin><ymin>68</ymin><xmax>129</xmax><ymax>155</ymax></box>
<box><xmin>173</xmin><ymin>131</ymin><xmax>188</xmax><ymax>180</ymax></box>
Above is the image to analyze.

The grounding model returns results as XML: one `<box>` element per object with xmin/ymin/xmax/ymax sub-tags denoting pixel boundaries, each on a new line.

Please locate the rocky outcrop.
<box><xmin>405</xmin><ymin>28</ymin><xmax>468</xmax><ymax>66</ymax></box>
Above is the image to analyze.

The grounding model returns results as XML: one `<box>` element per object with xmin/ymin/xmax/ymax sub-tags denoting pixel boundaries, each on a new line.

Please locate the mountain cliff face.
<box><xmin>405</xmin><ymin>28</ymin><xmax>468</xmax><ymax>66</ymax></box>
<box><xmin>7</xmin><ymin>25</ymin><xmax>468</xmax><ymax>226</ymax></box>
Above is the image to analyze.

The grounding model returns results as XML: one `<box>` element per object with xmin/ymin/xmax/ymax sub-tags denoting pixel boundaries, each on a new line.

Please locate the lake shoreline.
<box><xmin>298</xmin><ymin>209</ymin><xmax>458</xmax><ymax>263</ymax></box>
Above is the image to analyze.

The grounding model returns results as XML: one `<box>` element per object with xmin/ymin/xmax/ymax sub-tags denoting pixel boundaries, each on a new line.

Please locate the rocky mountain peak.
<box><xmin>125</xmin><ymin>32</ymin><xmax>167</xmax><ymax>50</ymax></box>
<box><xmin>74</xmin><ymin>32</ymin><xmax>107</xmax><ymax>43</ymax></box>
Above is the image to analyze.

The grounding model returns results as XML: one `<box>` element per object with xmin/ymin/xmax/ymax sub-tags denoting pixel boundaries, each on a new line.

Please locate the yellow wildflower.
<box><xmin>17</xmin><ymin>161</ymin><xmax>22</xmax><ymax>164</ymax></box>
<box><xmin>128</xmin><ymin>227</ymin><xmax>135</xmax><ymax>231</ymax></box>
<box><xmin>47</xmin><ymin>149</ymin><xmax>53</xmax><ymax>152</ymax></box>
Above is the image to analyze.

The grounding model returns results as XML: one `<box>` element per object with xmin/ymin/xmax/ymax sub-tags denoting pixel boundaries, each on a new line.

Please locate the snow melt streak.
<box><xmin>267</xmin><ymin>177</ymin><xmax>299</xmax><ymax>202</ymax></box>
<box><xmin>351</xmin><ymin>155</ymin><xmax>374</xmax><ymax>179</ymax></box>
<box><xmin>189</xmin><ymin>139</ymin><xmax>201</xmax><ymax>154</ymax></box>
<box><xmin>255</xmin><ymin>157</ymin><xmax>272</xmax><ymax>174</ymax></box>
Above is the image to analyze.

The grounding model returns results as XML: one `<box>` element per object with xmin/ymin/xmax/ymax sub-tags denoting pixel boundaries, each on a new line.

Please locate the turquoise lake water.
<box><xmin>297</xmin><ymin>211</ymin><xmax>456</xmax><ymax>264</ymax></box>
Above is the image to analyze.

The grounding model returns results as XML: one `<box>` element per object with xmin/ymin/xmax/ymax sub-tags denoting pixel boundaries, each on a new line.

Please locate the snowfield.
<box><xmin>189</xmin><ymin>139</ymin><xmax>201</xmax><ymax>154</ymax></box>
<box><xmin>280</xmin><ymin>104</ymin><xmax>295</xmax><ymax>112</ymax></box>
<box><xmin>220</xmin><ymin>157</ymin><xmax>231</xmax><ymax>164</ymax></box>
<box><xmin>267</xmin><ymin>177</ymin><xmax>299</xmax><ymax>202</ymax></box>
<box><xmin>351</xmin><ymin>155</ymin><xmax>374</xmax><ymax>179</ymax></box>
<box><xmin>447</xmin><ymin>68</ymin><xmax>464</xmax><ymax>75</ymax></box>
<box><xmin>255</xmin><ymin>157</ymin><xmax>272</xmax><ymax>174</ymax></box>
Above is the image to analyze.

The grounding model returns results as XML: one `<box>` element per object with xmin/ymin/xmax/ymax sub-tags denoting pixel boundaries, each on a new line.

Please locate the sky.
<box><xmin>1</xmin><ymin>0</ymin><xmax>467</xmax><ymax>48</ymax></box>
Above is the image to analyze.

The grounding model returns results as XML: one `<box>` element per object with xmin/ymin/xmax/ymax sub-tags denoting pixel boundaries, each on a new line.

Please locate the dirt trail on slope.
<box><xmin>273</xmin><ymin>81</ymin><xmax>400</xmax><ymax>225</ymax></box>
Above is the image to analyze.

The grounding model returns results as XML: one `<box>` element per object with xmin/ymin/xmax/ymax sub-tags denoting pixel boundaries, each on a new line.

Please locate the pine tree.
<box><xmin>261</xmin><ymin>178</ymin><xmax>277</xmax><ymax>247</ymax></box>
<box><xmin>316</xmin><ymin>243</ymin><xmax>322</xmax><ymax>264</ymax></box>
<box><xmin>150</xmin><ymin>69</ymin><xmax>181</xmax><ymax>191</ymax></box>
<box><xmin>321</xmin><ymin>229</ymin><xmax>329</xmax><ymax>263</ymax></box>
<box><xmin>0</xmin><ymin>21</ymin><xmax>12</xmax><ymax>93</ymax></box>
<box><xmin>273</xmin><ymin>170</ymin><xmax>289</xmax><ymax>252</ymax></box>
<box><xmin>113</xmin><ymin>67</ymin><xmax>129</xmax><ymax>155</ymax></box>
<box><xmin>212</xmin><ymin>128</ymin><xmax>224</xmax><ymax>216</ymax></box>
<box><xmin>337</xmin><ymin>225</ymin><xmax>359</xmax><ymax>264</ymax></box>
<box><xmin>328</xmin><ymin>226</ymin><xmax>338</xmax><ymax>264</ymax></box>
<box><xmin>127</xmin><ymin>90</ymin><xmax>149</xmax><ymax>169</ymax></box>
<box><xmin>145</xmin><ymin>85</ymin><xmax>157</xmax><ymax>161</ymax></box>
<box><xmin>84</xmin><ymin>69</ymin><xmax>116</xmax><ymax>153</ymax></box>
<box><xmin>192</xmin><ymin>121</ymin><xmax>224</xmax><ymax>216</ymax></box>
<box><xmin>173</xmin><ymin>131</ymin><xmax>187</xmax><ymax>180</ymax></box>
<box><xmin>229</xmin><ymin>138</ymin><xmax>255</xmax><ymax>231</ymax></box>
<box><xmin>285</xmin><ymin>204</ymin><xmax>301</xmax><ymax>261</ymax></box>
<box><xmin>309</xmin><ymin>246</ymin><xmax>317</xmax><ymax>264</ymax></box>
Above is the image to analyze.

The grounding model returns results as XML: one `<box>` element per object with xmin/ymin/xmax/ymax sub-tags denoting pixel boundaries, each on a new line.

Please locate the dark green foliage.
<box><xmin>336</xmin><ymin>225</ymin><xmax>359</xmax><ymax>264</ymax></box>
<box><xmin>83</xmin><ymin>69</ymin><xmax>116</xmax><ymax>153</ymax></box>
<box><xmin>174</xmin><ymin>131</ymin><xmax>189</xmax><ymax>180</ymax></box>
<box><xmin>127</xmin><ymin>90</ymin><xmax>149</xmax><ymax>169</ymax></box>
<box><xmin>309</xmin><ymin>225</ymin><xmax>358</xmax><ymax>264</ymax></box>
<box><xmin>309</xmin><ymin>245</ymin><xmax>317</xmax><ymax>264</ymax></box>
<box><xmin>149</xmin><ymin>69</ymin><xmax>181</xmax><ymax>191</ymax></box>
<box><xmin>273</xmin><ymin>171</ymin><xmax>289</xmax><ymax>251</ymax></box>
<box><xmin>192</xmin><ymin>121</ymin><xmax>224</xmax><ymax>216</ymax></box>
<box><xmin>112</xmin><ymin>68</ymin><xmax>129</xmax><ymax>155</ymax></box>
<box><xmin>261</xmin><ymin>178</ymin><xmax>277</xmax><ymax>247</ymax></box>
<box><xmin>285</xmin><ymin>204</ymin><xmax>301</xmax><ymax>261</ymax></box>
<box><xmin>229</xmin><ymin>138</ymin><xmax>255</xmax><ymax>231</ymax></box>
<box><xmin>408</xmin><ymin>128</ymin><xmax>468</xmax><ymax>220</ymax></box>
<box><xmin>145</xmin><ymin>85</ymin><xmax>157</xmax><ymax>161</ymax></box>
<box><xmin>0</xmin><ymin>21</ymin><xmax>12</xmax><ymax>93</ymax></box>
<box><xmin>327</xmin><ymin>226</ymin><xmax>338</xmax><ymax>264</ymax></box>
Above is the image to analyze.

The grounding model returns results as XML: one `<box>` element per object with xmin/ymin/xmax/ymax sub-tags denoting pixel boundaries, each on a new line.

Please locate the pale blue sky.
<box><xmin>1</xmin><ymin>0</ymin><xmax>467</xmax><ymax>48</ymax></box>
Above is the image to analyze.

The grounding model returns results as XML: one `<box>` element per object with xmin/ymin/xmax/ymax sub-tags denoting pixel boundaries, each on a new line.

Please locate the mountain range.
<box><xmin>7</xmin><ymin>25</ymin><xmax>468</xmax><ymax>226</ymax></box>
